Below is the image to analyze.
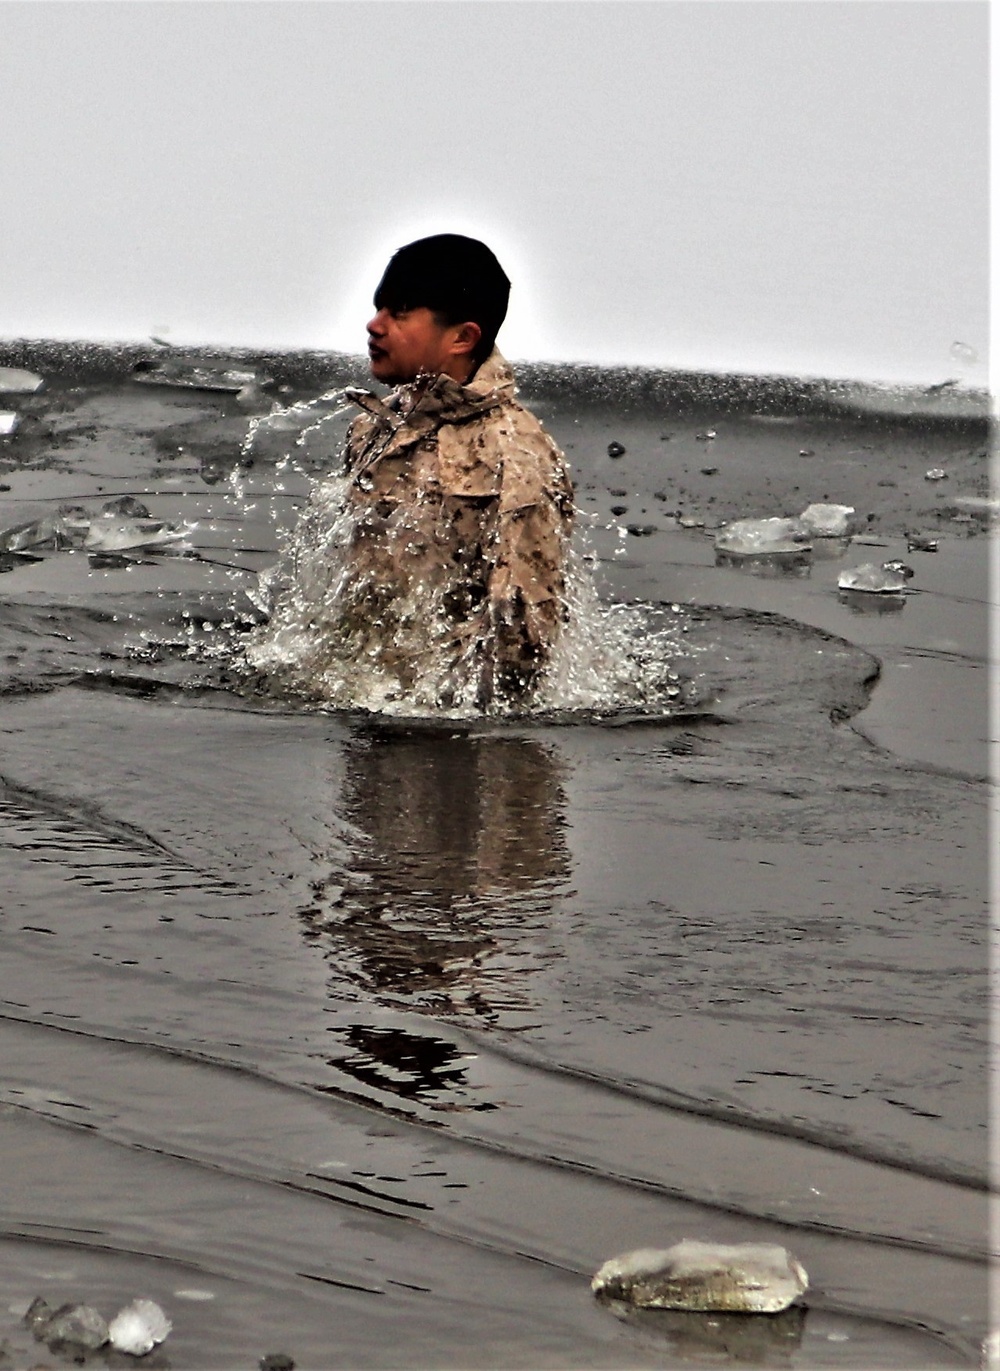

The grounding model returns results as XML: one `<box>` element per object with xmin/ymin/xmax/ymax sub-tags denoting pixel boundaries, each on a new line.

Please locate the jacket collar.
<box><xmin>346</xmin><ymin>348</ymin><xmax>516</xmax><ymax>432</ymax></box>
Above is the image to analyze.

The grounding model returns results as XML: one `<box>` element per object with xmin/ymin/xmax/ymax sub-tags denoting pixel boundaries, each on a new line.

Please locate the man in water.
<box><xmin>265</xmin><ymin>234</ymin><xmax>575</xmax><ymax>710</ymax></box>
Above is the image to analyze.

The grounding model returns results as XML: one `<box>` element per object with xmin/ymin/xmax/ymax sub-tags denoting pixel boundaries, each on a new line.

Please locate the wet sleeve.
<box><xmin>485</xmin><ymin>421</ymin><xmax>574</xmax><ymax>672</ymax></box>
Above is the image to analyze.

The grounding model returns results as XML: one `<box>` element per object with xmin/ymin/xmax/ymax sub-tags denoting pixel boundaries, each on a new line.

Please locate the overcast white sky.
<box><xmin>1</xmin><ymin>1</ymin><xmax>989</xmax><ymax>384</ymax></box>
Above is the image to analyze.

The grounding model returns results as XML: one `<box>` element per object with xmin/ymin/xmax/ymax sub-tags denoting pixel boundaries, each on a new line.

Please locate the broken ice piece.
<box><xmin>84</xmin><ymin>513</ymin><xmax>191</xmax><ymax>553</ymax></box>
<box><xmin>906</xmin><ymin>533</ymin><xmax>939</xmax><ymax>552</ymax></box>
<box><xmin>0</xmin><ymin>366</ymin><xmax>44</xmax><ymax>394</ymax></box>
<box><xmin>924</xmin><ymin>468</ymin><xmax>948</xmax><ymax>481</ymax></box>
<box><xmin>0</xmin><ymin>412</ymin><xmax>19</xmax><ymax>436</ymax></box>
<box><xmin>101</xmin><ymin>495</ymin><xmax>153</xmax><ymax>519</ymax></box>
<box><xmin>36</xmin><ymin>1302</ymin><xmax>109</xmax><ymax>1352</ymax></box>
<box><xmin>799</xmin><ymin>503</ymin><xmax>856</xmax><ymax>538</ymax></box>
<box><xmin>592</xmin><ymin>1240</ymin><xmax>808</xmax><ymax>1314</ymax></box>
<box><xmin>0</xmin><ymin>516</ymin><xmax>67</xmax><ymax>552</ymax></box>
<box><xmin>714</xmin><ymin>517</ymin><xmax>812</xmax><ymax>559</ymax></box>
<box><xmin>133</xmin><ymin>356</ymin><xmax>265</xmax><ymax>393</ymax></box>
<box><xmin>838</xmin><ymin>561</ymin><xmax>910</xmax><ymax>594</ymax></box>
<box><xmin>23</xmin><ymin>1295</ymin><xmax>55</xmax><ymax>1334</ymax></box>
<box><xmin>108</xmin><ymin>1298</ymin><xmax>171</xmax><ymax>1355</ymax></box>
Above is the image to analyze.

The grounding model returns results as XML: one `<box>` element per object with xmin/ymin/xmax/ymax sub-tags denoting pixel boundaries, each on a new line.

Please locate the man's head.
<box><xmin>366</xmin><ymin>234</ymin><xmax>510</xmax><ymax>385</ymax></box>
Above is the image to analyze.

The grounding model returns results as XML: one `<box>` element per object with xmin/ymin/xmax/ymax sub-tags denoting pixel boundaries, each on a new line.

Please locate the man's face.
<box><xmin>366</xmin><ymin>305</ymin><xmax>466</xmax><ymax>385</ymax></box>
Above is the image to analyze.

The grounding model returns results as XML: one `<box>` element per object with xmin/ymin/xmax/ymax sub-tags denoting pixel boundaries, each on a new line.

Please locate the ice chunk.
<box><xmin>592</xmin><ymin>1240</ymin><xmax>808</xmax><ymax>1313</ymax></box>
<box><xmin>84</xmin><ymin>513</ymin><xmax>191</xmax><ymax>553</ymax></box>
<box><xmin>0</xmin><ymin>366</ymin><xmax>44</xmax><ymax>394</ymax></box>
<box><xmin>0</xmin><ymin>516</ymin><xmax>68</xmax><ymax>552</ymax></box>
<box><xmin>101</xmin><ymin>495</ymin><xmax>153</xmax><ymax>519</ymax></box>
<box><xmin>838</xmin><ymin>561</ymin><xmax>909</xmax><ymax>594</ymax></box>
<box><xmin>714</xmin><ymin>517</ymin><xmax>811</xmax><ymax>557</ymax></box>
<box><xmin>108</xmin><ymin>1298</ymin><xmax>171</xmax><ymax>1355</ymax></box>
<box><xmin>32</xmin><ymin>1301</ymin><xmax>109</xmax><ymax>1352</ymax></box>
<box><xmin>714</xmin><ymin>517</ymin><xmax>812</xmax><ymax>573</ymax></box>
<box><xmin>799</xmin><ymin>503</ymin><xmax>856</xmax><ymax>538</ymax></box>
<box><xmin>0</xmin><ymin>412</ymin><xmax>19</xmax><ymax>436</ymax></box>
<box><xmin>132</xmin><ymin>354</ymin><xmax>267</xmax><ymax>393</ymax></box>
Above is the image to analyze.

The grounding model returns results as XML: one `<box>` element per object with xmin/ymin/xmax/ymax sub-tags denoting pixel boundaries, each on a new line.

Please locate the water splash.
<box><xmin>237</xmin><ymin>398</ymin><xmax>700</xmax><ymax>720</ymax></box>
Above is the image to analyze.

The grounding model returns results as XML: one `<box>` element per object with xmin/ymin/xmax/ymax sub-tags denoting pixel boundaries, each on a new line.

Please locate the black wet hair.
<box><xmin>373</xmin><ymin>234</ymin><xmax>511</xmax><ymax>364</ymax></box>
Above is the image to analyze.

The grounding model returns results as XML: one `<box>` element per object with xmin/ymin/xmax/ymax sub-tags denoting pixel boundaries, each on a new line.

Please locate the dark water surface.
<box><xmin>0</xmin><ymin>358</ymin><xmax>991</xmax><ymax>1368</ymax></box>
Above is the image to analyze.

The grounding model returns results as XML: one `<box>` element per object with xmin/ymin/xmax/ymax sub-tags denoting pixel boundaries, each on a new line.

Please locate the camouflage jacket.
<box><xmin>333</xmin><ymin>349</ymin><xmax>574</xmax><ymax>707</ymax></box>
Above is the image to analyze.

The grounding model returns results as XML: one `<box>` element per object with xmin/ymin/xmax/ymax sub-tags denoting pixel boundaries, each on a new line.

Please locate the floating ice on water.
<box><xmin>1</xmin><ymin>498</ymin><xmax>190</xmax><ymax>558</ymax></box>
<box><xmin>108</xmin><ymin>1298</ymin><xmax>172</xmax><ymax>1355</ymax></box>
<box><xmin>133</xmin><ymin>353</ymin><xmax>266</xmax><ymax>394</ymax></box>
<box><xmin>101</xmin><ymin>495</ymin><xmax>153</xmax><ymax>519</ymax></box>
<box><xmin>714</xmin><ymin>517</ymin><xmax>811</xmax><ymax>555</ymax></box>
<box><xmin>84</xmin><ymin>513</ymin><xmax>192</xmax><ymax>553</ymax></box>
<box><xmin>714</xmin><ymin>517</ymin><xmax>812</xmax><ymax>568</ymax></box>
<box><xmin>799</xmin><ymin>502</ymin><xmax>857</xmax><ymax>538</ymax></box>
<box><xmin>0</xmin><ymin>366</ymin><xmax>44</xmax><ymax>394</ymax></box>
<box><xmin>924</xmin><ymin>468</ymin><xmax>948</xmax><ymax>481</ymax></box>
<box><xmin>837</xmin><ymin>561</ymin><xmax>910</xmax><ymax>594</ymax></box>
<box><xmin>592</xmin><ymin>1240</ymin><xmax>808</xmax><ymax>1313</ymax></box>
<box><xmin>24</xmin><ymin>1297</ymin><xmax>109</xmax><ymax>1352</ymax></box>
<box><xmin>0</xmin><ymin>412</ymin><xmax>19</xmax><ymax>436</ymax></box>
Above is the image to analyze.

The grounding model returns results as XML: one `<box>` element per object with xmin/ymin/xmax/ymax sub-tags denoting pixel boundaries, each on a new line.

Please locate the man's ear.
<box><xmin>451</xmin><ymin>321</ymin><xmax>482</xmax><ymax>358</ymax></box>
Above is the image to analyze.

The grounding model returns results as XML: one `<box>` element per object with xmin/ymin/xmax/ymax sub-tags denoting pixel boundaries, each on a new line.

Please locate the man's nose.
<box><xmin>367</xmin><ymin>308</ymin><xmax>389</xmax><ymax>337</ymax></box>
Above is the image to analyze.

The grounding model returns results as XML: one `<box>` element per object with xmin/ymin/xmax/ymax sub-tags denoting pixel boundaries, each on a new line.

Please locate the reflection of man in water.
<box><xmin>270</xmin><ymin>235</ymin><xmax>575</xmax><ymax>711</ymax></box>
<box><xmin>303</xmin><ymin>731</ymin><xmax>571</xmax><ymax>1022</ymax></box>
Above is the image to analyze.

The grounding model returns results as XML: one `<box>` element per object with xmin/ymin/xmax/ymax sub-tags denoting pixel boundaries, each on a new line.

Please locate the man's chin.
<box><xmin>369</xmin><ymin>356</ymin><xmax>405</xmax><ymax>385</ymax></box>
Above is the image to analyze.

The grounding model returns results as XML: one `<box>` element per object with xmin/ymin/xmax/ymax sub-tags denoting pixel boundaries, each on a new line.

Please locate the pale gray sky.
<box><xmin>1</xmin><ymin>1</ymin><xmax>988</xmax><ymax>384</ymax></box>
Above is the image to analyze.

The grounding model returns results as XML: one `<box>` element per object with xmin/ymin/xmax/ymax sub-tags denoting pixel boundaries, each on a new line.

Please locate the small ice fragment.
<box><xmin>906</xmin><ymin>533</ymin><xmax>938</xmax><ymax>552</ymax></box>
<box><xmin>924</xmin><ymin>468</ymin><xmax>948</xmax><ymax>481</ymax></box>
<box><xmin>695</xmin><ymin>429</ymin><xmax>716</xmax><ymax>440</ymax></box>
<box><xmin>982</xmin><ymin>1329</ymin><xmax>1000</xmax><ymax>1368</ymax></box>
<box><xmin>101</xmin><ymin>495</ymin><xmax>153</xmax><ymax>519</ymax></box>
<box><xmin>950</xmin><ymin>341</ymin><xmax>977</xmax><ymax>365</ymax></box>
<box><xmin>0</xmin><ymin>366</ymin><xmax>44</xmax><ymax>394</ymax></box>
<box><xmin>23</xmin><ymin>1294</ymin><xmax>55</xmax><ymax>1334</ymax></box>
<box><xmin>592</xmin><ymin>1240</ymin><xmax>808</xmax><ymax>1313</ymax></box>
<box><xmin>0</xmin><ymin>412</ymin><xmax>19</xmax><ymax>436</ymax></box>
<box><xmin>108</xmin><ymin>1298</ymin><xmax>171</xmax><ymax>1355</ymax></box>
<box><xmin>837</xmin><ymin>561</ymin><xmax>909</xmax><ymax>594</ymax></box>
<box><xmin>607</xmin><ymin>440</ymin><xmax>625</xmax><ymax>458</ymax></box>
<box><xmin>799</xmin><ymin>503</ymin><xmax>856</xmax><ymax>538</ymax></box>
<box><xmin>36</xmin><ymin>1302</ymin><xmax>109</xmax><ymax>1351</ymax></box>
<box><xmin>173</xmin><ymin>1288</ymin><xmax>216</xmax><ymax>1301</ymax></box>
